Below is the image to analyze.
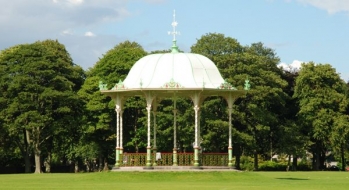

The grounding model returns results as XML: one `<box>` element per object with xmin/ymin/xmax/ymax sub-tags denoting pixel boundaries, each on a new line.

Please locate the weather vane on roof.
<box><xmin>168</xmin><ymin>10</ymin><xmax>180</xmax><ymax>53</ymax></box>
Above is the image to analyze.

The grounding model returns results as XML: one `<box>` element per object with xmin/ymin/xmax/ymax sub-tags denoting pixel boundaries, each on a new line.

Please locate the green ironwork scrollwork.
<box><xmin>218</xmin><ymin>80</ymin><xmax>237</xmax><ymax>90</ymax></box>
<box><xmin>99</xmin><ymin>81</ymin><xmax>108</xmax><ymax>90</ymax></box>
<box><xmin>244</xmin><ymin>79</ymin><xmax>251</xmax><ymax>90</ymax></box>
<box><xmin>162</xmin><ymin>78</ymin><xmax>182</xmax><ymax>88</ymax></box>
<box><xmin>112</xmin><ymin>80</ymin><xmax>126</xmax><ymax>90</ymax></box>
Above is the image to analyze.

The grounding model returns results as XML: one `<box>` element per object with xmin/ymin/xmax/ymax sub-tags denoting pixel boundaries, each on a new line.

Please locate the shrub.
<box><xmin>297</xmin><ymin>159</ymin><xmax>312</xmax><ymax>171</ymax></box>
<box><xmin>240</xmin><ymin>156</ymin><xmax>254</xmax><ymax>171</ymax></box>
<box><xmin>258</xmin><ymin>161</ymin><xmax>287</xmax><ymax>171</ymax></box>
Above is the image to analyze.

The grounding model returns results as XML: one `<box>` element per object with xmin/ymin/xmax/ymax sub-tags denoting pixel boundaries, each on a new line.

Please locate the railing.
<box><xmin>121</xmin><ymin>152</ymin><xmax>228</xmax><ymax>166</ymax></box>
<box><xmin>201</xmin><ymin>153</ymin><xmax>229</xmax><ymax>166</ymax></box>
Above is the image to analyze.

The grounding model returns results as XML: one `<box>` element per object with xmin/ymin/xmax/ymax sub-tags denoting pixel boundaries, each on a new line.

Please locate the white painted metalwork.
<box><xmin>168</xmin><ymin>10</ymin><xmax>180</xmax><ymax>41</ymax></box>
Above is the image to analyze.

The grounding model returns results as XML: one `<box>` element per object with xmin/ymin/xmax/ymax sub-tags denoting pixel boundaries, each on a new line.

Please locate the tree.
<box><xmin>191</xmin><ymin>33</ymin><xmax>289</xmax><ymax>170</ymax></box>
<box><xmin>78</xmin><ymin>41</ymin><xmax>148</xmax><ymax>169</ymax></box>
<box><xmin>277</xmin><ymin>69</ymin><xmax>307</xmax><ymax>170</ymax></box>
<box><xmin>0</xmin><ymin>40</ymin><xmax>85</xmax><ymax>173</ymax></box>
<box><xmin>293</xmin><ymin>62</ymin><xmax>348</xmax><ymax>170</ymax></box>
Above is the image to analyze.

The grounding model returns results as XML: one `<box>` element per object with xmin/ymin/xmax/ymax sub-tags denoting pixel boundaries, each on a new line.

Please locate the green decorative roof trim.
<box><xmin>112</xmin><ymin>80</ymin><xmax>126</xmax><ymax>90</ymax></box>
<box><xmin>99</xmin><ymin>81</ymin><xmax>108</xmax><ymax>90</ymax></box>
<box><xmin>244</xmin><ymin>79</ymin><xmax>251</xmax><ymax>90</ymax></box>
<box><xmin>162</xmin><ymin>78</ymin><xmax>183</xmax><ymax>88</ymax></box>
<box><xmin>218</xmin><ymin>80</ymin><xmax>237</xmax><ymax>90</ymax></box>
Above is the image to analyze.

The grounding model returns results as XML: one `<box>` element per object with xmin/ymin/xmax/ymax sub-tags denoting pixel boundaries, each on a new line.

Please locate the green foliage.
<box><xmin>240</xmin><ymin>156</ymin><xmax>254</xmax><ymax>171</ymax></box>
<box><xmin>191</xmin><ymin>33</ymin><xmax>289</xmax><ymax>170</ymax></box>
<box><xmin>297</xmin><ymin>160</ymin><xmax>312</xmax><ymax>171</ymax></box>
<box><xmin>77</xmin><ymin>40</ymin><xmax>148</xmax><ymax>164</ymax></box>
<box><xmin>258</xmin><ymin>161</ymin><xmax>287</xmax><ymax>171</ymax></box>
<box><xmin>89</xmin><ymin>40</ymin><xmax>147</xmax><ymax>84</ymax></box>
<box><xmin>0</xmin><ymin>39</ymin><xmax>85</xmax><ymax>173</ymax></box>
<box><xmin>1</xmin><ymin>34</ymin><xmax>349</xmax><ymax>173</ymax></box>
<box><xmin>293</xmin><ymin>62</ymin><xmax>348</xmax><ymax>170</ymax></box>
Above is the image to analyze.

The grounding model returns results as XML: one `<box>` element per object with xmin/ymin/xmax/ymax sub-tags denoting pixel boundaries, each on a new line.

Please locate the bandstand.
<box><xmin>100</xmin><ymin>11</ymin><xmax>250</xmax><ymax>170</ymax></box>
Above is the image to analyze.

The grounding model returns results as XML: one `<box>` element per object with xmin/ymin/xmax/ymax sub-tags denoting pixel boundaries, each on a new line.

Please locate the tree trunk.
<box><xmin>312</xmin><ymin>151</ymin><xmax>316</xmax><ymax>171</ymax></box>
<box><xmin>341</xmin><ymin>143</ymin><xmax>346</xmax><ymax>171</ymax></box>
<box><xmin>85</xmin><ymin>160</ymin><xmax>91</xmax><ymax>172</ymax></box>
<box><xmin>75</xmin><ymin>161</ymin><xmax>79</xmax><ymax>173</ymax></box>
<box><xmin>24</xmin><ymin>153</ymin><xmax>32</xmax><ymax>173</ymax></box>
<box><xmin>99</xmin><ymin>155</ymin><xmax>103</xmax><ymax>171</ymax></box>
<box><xmin>253</xmin><ymin>150</ymin><xmax>258</xmax><ymax>171</ymax></box>
<box><xmin>292</xmin><ymin>155</ymin><xmax>297</xmax><ymax>171</ymax></box>
<box><xmin>319</xmin><ymin>150</ymin><xmax>326</xmax><ymax>170</ymax></box>
<box><xmin>313</xmin><ymin>147</ymin><xmax>321</xmax><ymax>171</ymax></box>
<box><xmin>103</xmin><ymin>158</ymin><xmax>109</xmax><ymax>171</ymax></box>
<box><xmin>287</xmin><ymin>155</ymin><xmax>291</xmax><ymax>171</ymax></box>
<box><xmin>233</xmin><ymin>143</ymin><xmax>241</xmax><ymax>170</ymax></box>
<box><xmin>34</xmin><ymin>151</ymin><xmax>42</xmax><ymax>173</ymax></box>
<box><xmin>23</xmin><ymin>129</ymin><xmax>32</xmax><ymax>173</ymax></box>
<box><xmin>45</xmin><ymin>152</ymin><xmax>51</xmax><ymax>173</ymax></box>
<box><xmin>34</xmin><ymin>127</ymin><xmax>42</xmax><ymax>174</ymax></box>
<box><xmin>235</xmin><ymin>155</ymin><xmax>241</xmax><ymax>170</ymax></box>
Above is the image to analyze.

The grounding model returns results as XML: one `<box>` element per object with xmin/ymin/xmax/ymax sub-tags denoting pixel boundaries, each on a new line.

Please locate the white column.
<box><xmin>226</xmin><ymin>92</ymin><xmax>235</xmax><ymax>168</ymax></box>
<box><xmin>120</xmin><ymin>110</ymin><xmax>124</xmax><ymax>155</ymax></box>
<box><xmin>145</xmin><ymin>104</ymin><xmax>152</xmax><ymax>168</ymax></box>
<box><xmin>115</xmin><ymin>105</ymin><xmax>121</xmax><ymax>168</ymax></box>
<box><xmin>173</xmin><ymin>98</ymin><xmax>178</xmax><ymax>166</ymax></box>
<box><xmin>190</xmin><ymin>92</ymin><xmax>202</xmax><ymax>168</ymax></box>
<box><xmin>193</xmin><ymin>104</ymin><xmax>200</xmax><ymax>167</ymax></box>
<box><xmin>144</xmin><ymin>92</ymin><xmax>154</xmax><ymax>169</ymax></box>
<box><xmin>147</xmin><ymin>104</ymin><xmax>151</xmax><ymax>148</ymax></box>
<box><xmin>152</xmin><ymin>109</ymin><xmax>158</xmax><ymax>166</ymax></box>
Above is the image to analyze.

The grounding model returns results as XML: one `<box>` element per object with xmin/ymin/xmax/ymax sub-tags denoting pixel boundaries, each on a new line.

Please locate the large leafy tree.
<box><xmin>78</xmin><ymin>41</ymin><xmax>148</xmax><ymax>168</ymax></box>
<box><xmin>293</xmin><ymin>62</ymin><xmax>348</xmax><ymax>170</ymax></box>
<box><xmin>191</xmin><ymin>33</ymin><xmax>289</xmax><ymax>170</ymax></box>
<box><xmin>277</xmin><ymin>69</ymin><xmax>306</xmax><ymax>170</ymax></box>
<box><xmin>0</xmin><ymin>40</ymin><xmax>85</xmax><ymax>173</ymax></box>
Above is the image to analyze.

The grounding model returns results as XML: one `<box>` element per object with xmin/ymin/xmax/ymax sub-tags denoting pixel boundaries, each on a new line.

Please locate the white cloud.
<box><xmin>69</xmin><ymin>0</ymin><xmax>84</xmax><ymax>5</ymax></box>
<box><xmin>278</xmin><ymin>60</ymin><xmax>304</xmax><ymax>71</ymax></box>
<box><xmin>0</xmin><ymin>0</ymin><xmax>132</xmax><ymax>69</ymax></box>
<box><xmin>61</xmin><ymin>29</ymin><xmax>74</xmax><ymax>36</ymax></box>
<box><xmin>297</xmin><ymin>0</ymin><xmax>349</xmax><ymax>14</ymax></box>
<box><xmin>52</xmin><ymin>0</ymin><xmax>84</xmax><ymax>6</ymax></box>
<box><xmin>85</xmin><ymin>31</ymin><xmax>96</xmax><ymax>37</ymax></box>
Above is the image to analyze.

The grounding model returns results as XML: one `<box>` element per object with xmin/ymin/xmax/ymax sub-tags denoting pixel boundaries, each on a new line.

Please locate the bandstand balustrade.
<box><xmin>121</xmin><ymin>152</ymin><xmax>228</xmax><ymax>167</ymax></box>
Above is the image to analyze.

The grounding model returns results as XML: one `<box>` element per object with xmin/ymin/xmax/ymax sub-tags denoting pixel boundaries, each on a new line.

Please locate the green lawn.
<box><xmin>0</xmin><ymin>171</ymin><xmax>348</xmax><ymax>190</ymax></box>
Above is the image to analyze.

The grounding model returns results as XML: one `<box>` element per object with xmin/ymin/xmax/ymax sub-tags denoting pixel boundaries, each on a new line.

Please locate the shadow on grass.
<box><xmin>276</xmin><ymin>178</ymin><xmax>310</xmax><ymax>180</ymax></box>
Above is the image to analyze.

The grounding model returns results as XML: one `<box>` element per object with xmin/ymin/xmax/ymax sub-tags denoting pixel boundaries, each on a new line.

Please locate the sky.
<box><xmin>1</xmin><ymin>0</ymin><xmax>349</xmax><ymax>79</ymax></box>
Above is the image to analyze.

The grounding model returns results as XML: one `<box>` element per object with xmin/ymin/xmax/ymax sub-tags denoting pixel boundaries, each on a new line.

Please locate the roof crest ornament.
<box><xmin>218</xmin><ymin>80</ymin><xmax>237</xmax><ymax>90</ymax></box>
<box><xmin>168</xmin><ymin>9</ymin><xmax>180</xmax><ymax>53</ymax></box>
<box><xmin>162</xmin><ymin>78</ymin><xmax>183</xmax><ymax>88</ymax></box>
<box><xmin>99</xmin><ymin>81</ymin><xmax>108</xmax><ymax>90</ymax></box>
<box><xmin>244</xmin><ymin>78</ymin><xmax>251</xmax><ymax>90</ymax></box>
<box><xmin>111</xmin><ymin>80</ymin><xmax>126</xmax><ymax>90</ymax></box>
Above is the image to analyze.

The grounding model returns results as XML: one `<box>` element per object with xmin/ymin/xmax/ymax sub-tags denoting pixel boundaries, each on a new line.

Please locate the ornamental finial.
<box><xmin>244</xmin><ymin>78</ymin><xmax>251</xmax><ymax>90</ymax></box>
<box><xmin>168</xmin><ymin>9</ymin><xmax>180</xmax><ymax>53</ymax></box>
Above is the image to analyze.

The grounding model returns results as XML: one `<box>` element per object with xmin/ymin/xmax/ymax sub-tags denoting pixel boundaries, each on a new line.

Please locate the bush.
<box><xmin>240</xmin><ymin>156</ymin><xmax>254</xmax><ymax>171</ymax></box>
<box><xmin>258</xmin><ymin>161</ymin><xmax>287</xmax><ymax>171</ymax></box>
<box><xmin>297</xmin><ymin>160</ymin><xmax>312</xmax><ymax>171</ymax></box>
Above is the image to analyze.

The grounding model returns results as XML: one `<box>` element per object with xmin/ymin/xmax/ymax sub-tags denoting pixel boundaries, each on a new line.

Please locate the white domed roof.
<box><xmin>122</xmin><ymin>52</ymin><xmax>225</xmax><ymax>89</ymax></box>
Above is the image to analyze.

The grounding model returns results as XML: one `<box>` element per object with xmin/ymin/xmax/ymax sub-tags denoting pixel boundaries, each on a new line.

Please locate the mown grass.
<box><xmin>0</xmin><ymin>171</ymin><xmax>348</xmax><ymax>190</ymax></box>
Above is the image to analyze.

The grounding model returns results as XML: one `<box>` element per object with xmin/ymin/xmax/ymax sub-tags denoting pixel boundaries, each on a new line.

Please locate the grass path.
<box><xmin>1</xmin><ymin>171</ymin><xmax>348</xmax><ymax>190</ymax></box>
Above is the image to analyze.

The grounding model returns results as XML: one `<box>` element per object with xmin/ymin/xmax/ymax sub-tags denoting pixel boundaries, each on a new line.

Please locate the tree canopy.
<box><xmin>0</xmin><ymin>40</ymin><xmax>85</xmax><ymax>173</ymax></box>
<box><xmin>0</xmin><ymin>34</ymin><xmax>349</xmax><ymax>173</ymax></box>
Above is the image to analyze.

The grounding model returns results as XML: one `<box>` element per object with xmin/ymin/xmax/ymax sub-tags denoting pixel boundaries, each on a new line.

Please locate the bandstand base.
<box><xmin>112</xmin><ymin>166</ymin><xmax>238</xmax><ymax>172</ymax></box>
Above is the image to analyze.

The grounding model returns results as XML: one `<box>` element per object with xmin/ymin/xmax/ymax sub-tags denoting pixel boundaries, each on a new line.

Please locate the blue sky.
<box><xmin>1</xmin><ymin>0</ymin><xmax>349</xmax><ymax>79</ymax></box>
